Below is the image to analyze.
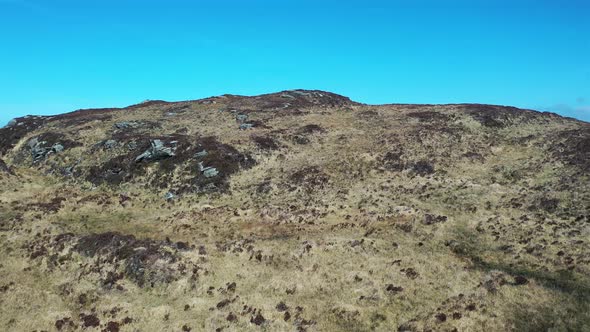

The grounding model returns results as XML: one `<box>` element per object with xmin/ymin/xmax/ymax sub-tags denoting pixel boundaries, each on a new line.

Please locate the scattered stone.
<box><xmin>62</xmin><ymin>159</ymin><xmax>82</xmax><ymax>176</ymax></box>
<box><xmin>135</xmin><ymin>139</ymin><xmax>177</xmax><ymax>162</ymax></box>
<box><xmin>203</xmin><ymin>167</ymin><xmax>220</xmax><ymax>178</ymax></box>
<box><xmin>239</xmin><ymin>123</ymin><xmax>254</xmax><ymax>130</ymax></box>
<box><xmin>52</xmin><ymin>143</ymin><xmax>64</xmax><ymax>153</ymax></box>
<box><xmin>28</xmin><ymin>137</ymin><xmax>67</xmax><ymax>163</ymax></box>
<box><xmin>164</xmin><ymin>192</ymin><xmax>176</xmax><ymax>201</ymax></box>
<box><xmin>127</xmin><ymin>141</ymin><xmax>138</xmax><ymax>150</ymax></box>
<box><xmin>194</xmin><ymin>150</ymin><xmax>208</xmax><ymax>158</ymax></box>
<box><xmin>103</xmin><ymin>139</ymin><xmax>118</xmax><ymax>149</ymax></box>
<box><xmin>236</xmin><ymin>114</ymin><xmax>248</xmax><ymax>123</ymax></box>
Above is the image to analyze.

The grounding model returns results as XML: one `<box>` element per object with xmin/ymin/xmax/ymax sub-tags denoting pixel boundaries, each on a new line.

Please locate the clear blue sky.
<box><xmin>1</xmin><ymin>0</ymin><xmax>589</xmax><ymax>126</ymax></box>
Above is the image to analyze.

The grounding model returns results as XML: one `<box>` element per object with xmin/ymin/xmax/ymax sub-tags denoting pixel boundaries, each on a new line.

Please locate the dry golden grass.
<box><xmin>0</xmin><ymin>91</ymin><xmax>589</xmax><ymax>331</ymax></box>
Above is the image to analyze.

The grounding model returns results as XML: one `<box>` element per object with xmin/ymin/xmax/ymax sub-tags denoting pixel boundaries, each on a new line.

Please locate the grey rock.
<box><xmin>164</xmin><ymin>192</ymin><xmax>176</xmax><ymax>201</ymax></box>
<box><xmin>194</xmin><ymin>150</ymin><xmax>208</xmax><ymax>158</ymax></box>
<box><xmin>197</xmin><ymin>161</ymin><xmax>219</xmax><ymax>178</ymax></box>
<box><xmin>127</xmin><ymin>141</ymin><xmax>138</xmax><ymax>150</ymax></box>
<box><xmin>28</xmin><ymin>138</ymin><xmax>65</xmax><ymax>163</ymax></box>
<box><xmin>203</xmin><ymin>167</ymin><xmax>219</xmax><ymax>178</ymax></box>
<box><xmin>62</xmin><ymin>159</ymin><xmax>81</xmax><ymax>176</ymax></box>
<box><xmin>236</xmin><ymin>114</ymin><xmax>248</xmax><ymax>123</ymax></box>
<box><xmin>239</xmin><ymin>123</ymin><xmax>254</xmax><ymax>130</ymax></box>
<box><xmin>103</xmin><ymin>139</ymin><xmax>118</xmax><ymax>149</ymax></box>
<box><xmin>135</xmin><ymin>139</ymin><xmax>177</xmax><ymax>162</ymax></box>
<box><xmin>52</xmin><ymin>143</ymin><xmax>64</xmax><ymax>153</ymax></box>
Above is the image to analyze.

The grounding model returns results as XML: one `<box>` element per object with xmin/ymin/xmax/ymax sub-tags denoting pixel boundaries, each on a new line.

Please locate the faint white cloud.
<box><xmin>539</xmin><ymin>104</ymin><xmax>590</xmax><ymax>122</ymax></box>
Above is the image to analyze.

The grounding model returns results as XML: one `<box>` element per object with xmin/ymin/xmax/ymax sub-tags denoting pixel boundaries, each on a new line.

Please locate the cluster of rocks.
<box><xmin>195</xmin><ymin>150</ymin><xmax>219</xmax><ymax>178</ymax></box>
<box><xmin>235</xmin><ymin>112</ymin><xmax>254</xmax><ymax>130</ymax></box>
<box><xmin>28</xmin><ymin>137</ymin><xmax>65</xmax><ymax>163</ymax></box>
<box><xmin>135</xmin><ymin>139</ymin><xmax>177</xmax><ymax>162</ymax></box>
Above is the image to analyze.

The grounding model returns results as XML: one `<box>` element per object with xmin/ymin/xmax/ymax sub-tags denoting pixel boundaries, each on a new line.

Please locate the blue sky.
<box><xmin>1</xmin><ymin>0</ymin><xmax>589</xmax><ymax>125</ymax></box>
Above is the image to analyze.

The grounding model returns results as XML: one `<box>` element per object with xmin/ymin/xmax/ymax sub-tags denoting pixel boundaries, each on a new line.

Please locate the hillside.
<box><xmin>0</xmin><ymin>90</ymin><xmax>589</xmax><ymax>331</ymax></box>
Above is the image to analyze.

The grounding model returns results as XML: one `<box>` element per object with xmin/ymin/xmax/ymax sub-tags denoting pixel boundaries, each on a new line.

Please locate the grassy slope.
<box><xmin>0</xmin><ymin>92</ymin><xmax>589</xmax><ymax>331</ymax></box>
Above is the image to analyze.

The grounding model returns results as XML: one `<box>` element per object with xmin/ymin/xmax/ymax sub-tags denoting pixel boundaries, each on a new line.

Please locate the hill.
<box><xmin>0</xmin><ymin>90</ymin><xmax>589</xmax><ymax>331</ymax></box>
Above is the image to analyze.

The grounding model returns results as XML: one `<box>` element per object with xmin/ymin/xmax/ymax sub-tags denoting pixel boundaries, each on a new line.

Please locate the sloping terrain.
<box><xmin>0</xmin><ymin>90</ymin><xmax>589</xmax><ymax>331</ymax></box>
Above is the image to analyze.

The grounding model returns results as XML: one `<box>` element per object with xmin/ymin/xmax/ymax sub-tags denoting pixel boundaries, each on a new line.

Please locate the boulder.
<box><xmin>135</xmin><ymin>139</ymin><xmax>177</xmax><ymax>162</ymax></box>
<box><xmin>203</xmin><ymin>167</ymin><xmax>219</xmax><ymax>178</ymax></box>
<box><xmin>239</xmin><ymin>123</ymin><xmax>254</xmax><ymax>130</ymax></box>
<box><xmin>194</xmin><ymin>150</ymin><xmax>208</xmax><ymax>158</ymax></box>
<box><xmin>197</xmin><ymin>161</ymin><xmax>219</xmax><ymax>178</ymax></box>
<box><xmin>28</xmin><ymin>138</ymin><xmax>65</xmax><ymax>163</ymax></box>
<box><xmin>164</xmin><ymin>192</ymin><xmax>176</xmax><ymax>201</ymax></box>
<box><xmin>52</xmin><ymin>143</ymin><xmax>64</xmax><ymax>153</ymax></box>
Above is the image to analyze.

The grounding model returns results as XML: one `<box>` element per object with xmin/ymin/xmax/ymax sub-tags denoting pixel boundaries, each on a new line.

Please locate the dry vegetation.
<box><xmin>0</xmin><ymin>90</ymin><xmax>589</xmax><ymax>331</ymax></box>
